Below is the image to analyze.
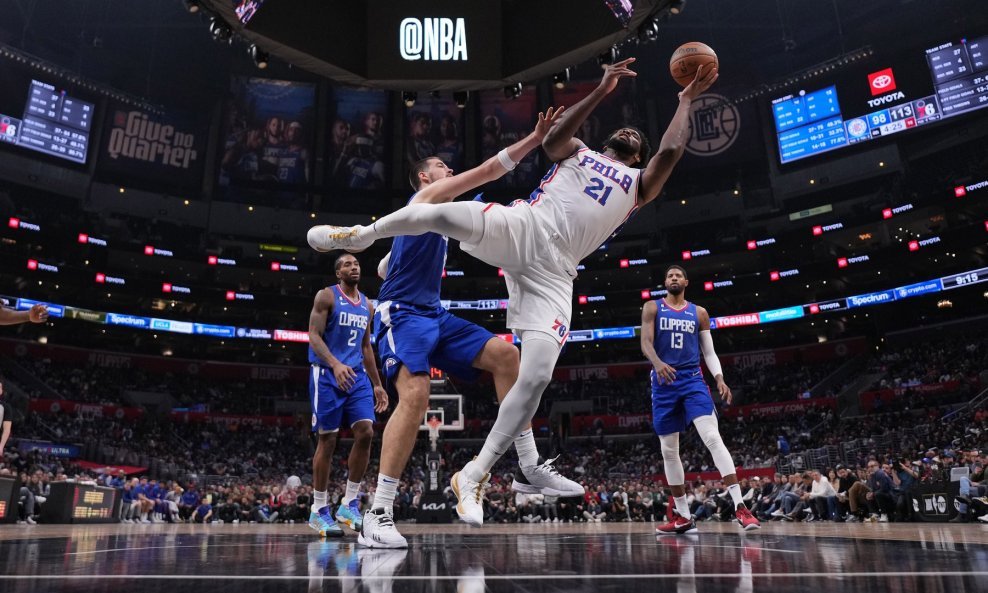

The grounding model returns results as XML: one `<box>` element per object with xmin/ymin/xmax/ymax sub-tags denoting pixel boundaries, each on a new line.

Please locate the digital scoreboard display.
<box><xmin>772</xmin><ymin>35</ymin><xmax>988</xmax><ymax>164</ymax></box>
<box><xmin>0</xmin><ymin>79</ymin><xmax>94</xmax><ymax>164</ymax></box>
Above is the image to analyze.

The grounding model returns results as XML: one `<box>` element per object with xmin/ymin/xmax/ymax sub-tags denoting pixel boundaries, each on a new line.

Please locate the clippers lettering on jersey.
<box><xmin>338</xmin><ymin>311</ymin><xmax>369</xmax><ymax>329</ymax></box>
<box><xmin>658</xmin><ymin>317</ymin><xmax>696</xmax><ymax>333</ymax></box>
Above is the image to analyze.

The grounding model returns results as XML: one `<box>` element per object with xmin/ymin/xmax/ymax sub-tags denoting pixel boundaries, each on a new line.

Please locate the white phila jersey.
<box><xmin>525</xmin><ymin>147</ymin><xmax>642</xmax><ymax>264</ymax></box>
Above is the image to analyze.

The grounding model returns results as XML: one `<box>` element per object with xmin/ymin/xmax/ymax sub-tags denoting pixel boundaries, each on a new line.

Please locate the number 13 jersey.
<box><xmin>653</xmin><ymin>299</ymin><xmax>700</xmax><ymax>371</ymax></box>
<box><xmin>527</xmin><ymin>147</ymin><xmax>642</xmax><ymax>265</ymax></box>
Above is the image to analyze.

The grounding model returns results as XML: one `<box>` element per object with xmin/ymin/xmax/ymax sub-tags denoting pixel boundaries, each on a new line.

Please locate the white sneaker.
<box><xmin>307</xmin><ymin>225</ymin><xmax>372</xmax><ymax>253</ymax></box>
<box><xmin>771</xmin><ymin>509</ymin><xmax>785</xmax><ymax>517</ymax></box>
<box><xmin>358</xmin><ymin>548</ymin><xmax>408</xmax><ymax>593</ymax></box>
<box><xmin>878</xmin><ymin>514</ymin><xmax>889</xmax><ymax>523</ymax></box>
<box><xmin>514</xmin><ymin>456</ymin><xmax>585</xmax><ymax>497</ymax></box>
<box><xmin>357</xmin><ymin>508</ymin><xmax>407</xmax><ymax>549</ymax></box>
<box><xmin>451</xmin><ymin>470</ymin><xmax>489</xmax><ymax>527</ymax></box>
<box><xmin>25</xmin><ymin>516</ymin><xmax>36</xmax><ymax>525</ymax></box>
<box><xmin>977</xmin><ymin>513</ymin><xmax>988</xmax><ymax>523</ymax></box>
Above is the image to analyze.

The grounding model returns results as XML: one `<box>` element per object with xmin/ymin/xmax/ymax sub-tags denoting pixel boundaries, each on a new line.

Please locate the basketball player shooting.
<box><xmin>307</xmin><ymin>58</ymin><xmax>717</xmax><ymax>527</ymax></box>
<box><xmin>306</xmin><ymin>254</ymin><xmax>388</xmax><ymax>538</ymax></box>
<box><xmin>644</xmin><ymin>265</ymin><xmax>760</xmax><ymax>534</ymax></box>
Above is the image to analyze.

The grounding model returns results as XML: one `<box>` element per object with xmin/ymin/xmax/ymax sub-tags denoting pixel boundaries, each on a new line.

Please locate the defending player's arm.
<box><xmin>638</xmin><ymin>66</ymin><xmax>718</xmax><ymax>205</ymax></box>
<box><xmin>640</xmin><ymin>301</ymin><xmax>676</xmax><ymax>384</ymax></box>
<box><xmin>542</xmin><ymin>58</ymin><xmax>638</xmax><ymax>162</ymax></box>
<box><xmin>411</xmin><ymin>106</ymin><xmax>566</xmax><ymax>205</ymax></box>
<box><xmin>308</xmin><ymin>289</ymin><xmax>357</xmax><ymax>390</ymax></box>
<box><xmin>697</xmin><ymin>306</ymin><xmax>732</xmax><ymax>403</ymax></box>
<box><xmin>377</xmin><ymin>252</ymin><xmax>391</xmax><ymax>280</ymax></box>
<box><xmin>362</xmin><ymin>302</ymin><xmax>389</xmax><ymax>413</ymax></box>
<box><xmin>0</xmin><ymin>303</ymin><xmax>48</xmax><ymax>326</ymax></box>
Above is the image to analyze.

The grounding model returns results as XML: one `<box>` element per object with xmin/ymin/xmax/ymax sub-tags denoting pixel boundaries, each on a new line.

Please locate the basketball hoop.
<box><xmin>427</xmin><ymin>416</ymin><xmax>442</xmax><ymax>443</ymax></box>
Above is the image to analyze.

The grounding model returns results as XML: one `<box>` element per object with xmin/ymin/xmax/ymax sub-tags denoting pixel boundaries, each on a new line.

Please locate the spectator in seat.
<box><xmin>809</xmin><ymin>470</ymin><xmax>837</xmax><ymax>520</ymax></box>
<box><xmin>834</xmin><ymin>466</ymin><xmax>858</xmax><ymax>521</ymax></box>
<box><xmin>193</xmin><ymin>499</ymin><xmax>213</xmax><ymax>524</ymax></box>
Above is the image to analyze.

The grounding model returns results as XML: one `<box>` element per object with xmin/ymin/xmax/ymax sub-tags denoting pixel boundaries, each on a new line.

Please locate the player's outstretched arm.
<box><xmin>0</xmin><ymin>303</ymin><xmax>48</xmax><ymax>326</ymax></box>
<box><xmin>362</xmin><ymin>302</ymin><xmax>389</xmax><ymax>413</ymax></box>
<box><xmin>542</xmin><ymin>58</ymin><xmax>637</xmax><ymax>162</ymax></box>
<box><xmin>641</xmin><ymin>301</ymin><xmax>676</xmax><ymax>384</ymax></box>
<box><xmin>697</xmin><ymin>306</ymin><xmax>731</xmax><ymax>403</ymax></box>
<box><xmin>412</xmin><ymin>107</ymin><xmax>566</xmax><ymax>205</ymax></box>
<box><xmin>638</xmin><ymin>65</ymin><xmax>718</xmax><ymax>205</ymax></box>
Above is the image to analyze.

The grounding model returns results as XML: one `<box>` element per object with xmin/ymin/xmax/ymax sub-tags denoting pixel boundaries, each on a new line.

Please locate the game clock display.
<box><xmin>772</xmin><ymin>34</ymin><xmax>988</xmax><ymax>164</ymax></box>
<box><xmin>40</xmin><ymin>482</ymin><xmax>121</xmax><ymax>524</ymax></box>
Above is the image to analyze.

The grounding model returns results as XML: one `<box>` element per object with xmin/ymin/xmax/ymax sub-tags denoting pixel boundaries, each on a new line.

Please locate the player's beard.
<box><xmin>341</xmin><ymin>276</ymin><xmax>359</xmax><ymax>289</ymax></box>
<box><xmin>666</xmin><ymin>284</ymin><xmax>684</xmax><ymax>296</ymax></box>
<box><xmin>604</xmin><ymin>135</ymin><xmax>638</xmax><ymax>162</ymax></box>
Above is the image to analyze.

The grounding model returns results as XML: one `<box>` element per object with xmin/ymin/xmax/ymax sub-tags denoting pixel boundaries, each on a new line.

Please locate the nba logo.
<box><xmin>868</xmin><ymin>68</ymin><xmax>896</xmax><ymax>96</ymax></box>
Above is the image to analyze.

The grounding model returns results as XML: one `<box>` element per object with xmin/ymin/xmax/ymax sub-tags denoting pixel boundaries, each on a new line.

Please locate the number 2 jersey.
<box><xmin>652</xmin><ymin>299</ymin><xmax>701</xmax><ymax>378</ymax></box>
<box><xmin>308</xmin><ymin>284</ymin><xmax>371</xmax><ymax>379</ymax></box>
<box><xmin>526</xmin><ymin>147</ymin><xmax>642</xmax><ymax>269</ymax></box>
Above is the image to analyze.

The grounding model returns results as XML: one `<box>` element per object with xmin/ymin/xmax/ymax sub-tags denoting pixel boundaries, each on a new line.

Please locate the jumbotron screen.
<box><xmin>0</xmin><ymin>78</ymin><xmax>94</xmax><ymax>165</ymax></box>
<box><xmin>772</xmin><ymin>35</ymin><xmax>987</xmax><ymax>164</ymax></box>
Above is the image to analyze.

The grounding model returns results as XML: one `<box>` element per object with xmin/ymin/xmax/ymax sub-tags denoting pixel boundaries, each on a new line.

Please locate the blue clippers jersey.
<box><xmin>654</xmin><ymin>300</ymin><xmax>700</xmax><ymax>371</ymax></box>
<box><xmin>308</xmin><ymin>285</ymin><xmax>370</xmax><ymax>370</ymax></box>
<box><xmin>378</xmin><ymin>194</ymin><xmax>447</xmax><ymax>310</ymax></box>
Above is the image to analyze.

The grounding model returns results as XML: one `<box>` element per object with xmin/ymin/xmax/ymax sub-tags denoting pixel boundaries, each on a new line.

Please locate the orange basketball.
<box><xmin>669</xmin><ymin>42</ymin><xmax>718</xmax><ymax>87</ymax></box>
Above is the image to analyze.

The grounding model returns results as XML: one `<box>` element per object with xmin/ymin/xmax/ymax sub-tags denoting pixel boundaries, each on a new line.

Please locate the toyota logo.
<box><xmin>872</xmin><ymin>75</ymin><xmax>893</xmax><ymax>89</ymax></box>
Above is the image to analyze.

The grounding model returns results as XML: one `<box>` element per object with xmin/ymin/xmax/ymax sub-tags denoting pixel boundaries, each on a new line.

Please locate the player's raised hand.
<box><xmin>653</xmin><ymin>360</ymin><xmax>677</xmax><ymax>385</ymax></box>
<box><xmin>717</xmin><ymin>378</ymin><xmax>733</xmax><ymax>404</ymax></box>
<box><xmin>678</xmin><ymin>64</ymin><xmax>718</xmax><ymax>102</ymax></box>
<box><xmin>332</xmin><ymin>363</ymin><xmax>357</xmax><ymax>391</ymax></box>
<box><xmin>373</xmin><ymin>385</ymin><xmax>389</xmax><ymax>413</ymax></box>
<box><xmin>28</xmin><ymin>303</ymin><xmax>48</xmax><ymax>323</ymax></box>
<box><xmin>533</xmin><ymin>106</ymin><xmax>566</xmax><ymax>141</ymax></box>
<box><xmin>598</xmin><ymin>57</ymin><xmax>637</xmax><ymax>95</ymax></box>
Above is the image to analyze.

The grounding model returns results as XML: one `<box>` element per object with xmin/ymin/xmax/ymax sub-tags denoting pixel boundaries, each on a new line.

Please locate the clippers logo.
<box><xmin>868</xmin><ymin>68</ymin><xmax>896</xmax><ymax>96</ymax></box>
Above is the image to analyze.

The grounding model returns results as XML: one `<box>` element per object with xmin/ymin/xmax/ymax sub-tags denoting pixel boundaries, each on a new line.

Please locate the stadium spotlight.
<box><xmin>639</xmin><ymin>17</ymin><xmax>660</xmax><ymax>43</ymax></box>
<box><xmin>209</xmin><ymin>17</ymin><xmax>233</xmax><ymax>43</ymax></box>
<box><xmin>453</xmin><ymin>91</ymin><xmax>469</xmax><ymax>109</ymax></box>
<box><xmin>402</xmin><ymin>91</ymin><xmax>417</xmax><ymax>107</ymax></box>
<box><xmin>183</xmin><ymin>0</ymin><xmax>201</xmax><ymax>13</ymax></box>
<box><xmin>553</xmin><ymin>68</ymin><xmax>571</xmax><ymax>89</ymax></box>
<box><xmin>503</xmin><ymin>83</ymin><xmax>523</xmax><ymax>99</ymax></box>
<box><xmin>250</xmin><ymin>44</ymin><xmax>269</xmax><ymax>69</ymax></box>
<box><xmin>597</xmin><ymin>46</ymin><xmax>619</xmax><ymax>66</ymax></box>
<box><xmin>670</xmin><ymin>0</ymin><xmax>687</xmax><ymax>15</ymax></box>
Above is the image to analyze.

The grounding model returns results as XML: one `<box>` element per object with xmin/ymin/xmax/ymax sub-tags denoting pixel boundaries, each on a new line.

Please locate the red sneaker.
<box><xmin>656</xmin><ymin>513</ymin><xmax>697</xmax><ymax>535</ymax></box>
<box><xmin>736</xmin><ymin>504</ymin><xmax>761</xmax><ymax>531</ymax></box>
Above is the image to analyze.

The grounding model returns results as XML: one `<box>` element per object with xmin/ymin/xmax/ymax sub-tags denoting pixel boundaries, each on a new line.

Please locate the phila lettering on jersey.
<box><xmin>526</xmin><ymin>148</ymin><xmax>642</xmax><ymax>263</ymax></box>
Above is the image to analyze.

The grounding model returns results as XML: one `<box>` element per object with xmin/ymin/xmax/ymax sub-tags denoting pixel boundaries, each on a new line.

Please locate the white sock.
<box><xmin>674</xmin><ymin>495</ymin><xmax>690</xmax><ymax>518</ymax></box>
<box><xmin>371</xmin><ymin>474</ymin><xmax>399</xmax><ymax>512</ymax></box>
<box><xmin>342</xmin><ymin>480</ymin><xmax>361</xmax><ymax>505</ymax></box>
<box><xmin>727</xmin><ymin>484</ymin><xmax>743</xmax><ymax>508</ymax></box>
<box><xmin>312</xmin><ymin>490</ymin><xmax>328</xmax><ymax>513</ymax></box>
<box><xmin>465</xmin><ymin>431</ymin><xmax>513</xmax><ymax>482</ymax></box>
<box><xmin>514</xmin><ymin>429</ymin><xmax>539</xmax><ymax>468</ymax></box>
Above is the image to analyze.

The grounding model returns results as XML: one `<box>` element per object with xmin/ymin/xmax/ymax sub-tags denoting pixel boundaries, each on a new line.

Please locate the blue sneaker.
<box><xmin>308</xmin><ymin>508</ymin><xmax>344</xmax><ymax>538</ymax></box>
<box><xmin>336</xmin><ymin>499</ymin><xmax>363</xmax><ymax>532</ymax></box>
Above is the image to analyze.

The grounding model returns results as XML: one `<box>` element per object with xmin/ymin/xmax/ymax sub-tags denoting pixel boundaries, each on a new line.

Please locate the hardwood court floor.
<box><xmin>1</xmin><ymin>521</ymin><xmax>987</xmax><ymax>592</ymax></box>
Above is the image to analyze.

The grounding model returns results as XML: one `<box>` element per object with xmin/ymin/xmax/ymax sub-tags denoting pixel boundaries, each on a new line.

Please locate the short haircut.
<box><xmin>408</xmin><ymin>157</ymin><xmax>438</xmax><ymax>190</ymax></box>
<box><xmin>608</xmin><ymin>126</ymin><xmax>652</xmax><ymax>168</ymax></box>
<box><xmin>334</xmin><ymin>253</ymin><xmax>356</xmax><ymax>272</ymax></box>
<box><xmin>665</xmin><ymin>265</ymin><xmax>688</xmax><ymax>279</ymax></box>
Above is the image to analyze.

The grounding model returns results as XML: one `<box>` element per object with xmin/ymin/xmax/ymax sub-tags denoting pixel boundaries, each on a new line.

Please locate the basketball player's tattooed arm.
<box><xmin>0</xmin><ymin>303</ymin><xmax>48</xmax><ymax>325</ymax></box>
<box><xmin>640</xmin><ymin>301</ymin><xmax>677</xmax><ymax>384</ymax></box>
<box><xmin>362</xmin><ymin>302</ymin><xmax>389</xmax><ymax>413</ymax></box>
<box><xmin>638</xmin><ymin>65</ymin><xmax>718</xmax><ymax>206</ymax></box>
<box><xmin>697</xmin><ymin>306</ymin><xmax>732</xmax><ymax>404</ymax></box>
<box><xmin>308</xmin><ymin>289</ymin><xmax>357</xmax><ymax>390</ymax></box>
<box><xmin>542</xmin><ymin>58</ymin><xmax>638</xmax><ymax>162</ymax></box>
<box><xmin>412</xmin><ymin>107</ymin><xmax>566</xmax><ymax>205</ymax></box>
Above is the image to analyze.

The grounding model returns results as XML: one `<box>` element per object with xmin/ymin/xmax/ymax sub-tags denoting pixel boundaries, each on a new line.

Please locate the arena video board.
<box><xmin>771</xmin><ymin>34</ymin><xmax>987</xmax><ymax>164</ymax></box>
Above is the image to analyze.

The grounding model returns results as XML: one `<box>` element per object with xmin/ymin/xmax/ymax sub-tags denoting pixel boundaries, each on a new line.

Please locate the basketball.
<box><xmin>669</xmin><ymin>42</ymin><xmax>718</xmax><ymax>87</ymax></box>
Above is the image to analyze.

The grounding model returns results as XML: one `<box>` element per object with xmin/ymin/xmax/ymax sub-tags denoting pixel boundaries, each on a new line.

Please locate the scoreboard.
<box><xmin>773</xmin><ymin>34</ymin><xmax>988</xmax><ymax>164</ymax></box>
<box><xmin>0</xmin><ymin>79</ymin><xmax>94</xmax><ymax>165</ymax></box>
<box><xmin>40</xmin><ymin>482</ymin><xmax>121</xmax><ymax>524</ymax></box>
